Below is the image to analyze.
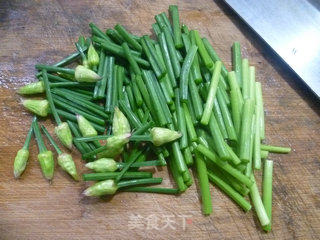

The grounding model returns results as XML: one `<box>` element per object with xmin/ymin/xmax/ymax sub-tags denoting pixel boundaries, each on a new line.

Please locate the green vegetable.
<box><xmin>201</xmin><ymin>61</ymin><xmax>221</xmax><ymax>125</ymax></box>
<box><xmin>262</xmin><ymin>160</ymin><xmax>273</xmax><ymax>231</ymax></box>
<box><xmin>83</xmin><ymin>178</ymin><xmax>162</xmax><ymax>196</ymax></box>
<box><xmin>195</xmin><ymin>151</ymin><xmax>212</xmax><ymax>215</ymax></box>
<box><xmin>75</xmin><ymin>65</ymin><xmax>101</xmax><ymax>82</ymax></box>
<box><xmin>77</xmin><ymin>115</ymin><xmax>98</xmax><ymax>137</ymax></box>
<box><xmin>232</xmin><ymin>42</ymin><xmax>242</xmax><ymax>86</ymax></box>
<box><xmin>241</xmin><ymin>59</ymin><xmax>250</xmax><ymax>99</ymax></box>
<box><xmin>83</xmin><ymin>171</ymin><xmax>152</xmax><ymax>181</ymax></box>
<box><xmin>13</xmin><ymin>121</ymin><xmax>33</xmax><ymax>178</ymax></box>
<box><xmin>249</xmin><ymin>174</ymin><xmax>270</xmax><ymax>227</ymax></box>
<box><xmin>87</xmin><ymin>43</ymin><xmax>99</xmax><ymax>67</ymax></box>
<box><xmin>85</xmin><ymin>158</ymin><xmax>118</xmax><ymax>172</ymax></box>
<box><xmin>112</xmin><ymin>107</ymin><xmax>131</xmax><ymax>136</ymax></box>
<box><xmin>122</xmin><ymin>187</ymin><xmax>179</xmax><ymax>194</ymax></box>
<box><xmin>114</xmin><ymin>24</ymin><xmax>142</xmax><ymax>52</ymax></box>
<box><xmin>255</xmin><ymin>82</ymin><xmax>265</xmax><ymax>140</ymax></box>
<box><xmin>260</xmin><ymin>144</ymin><xmax>291</xmax><ymax>153</ymax></box>
<box><xmin>18</xmin><ymin>81</ymin><xmax>44</xmax><ymax>95</ymax></box>
<box><xmin>93</xmin><ymin>133</ymin><xmax>130</xmax><ymax>159</ymax></box>
<box><xmin>169</xmin><ymin>5</ymin><xmax>183</xmax><ymax>48</ymax></box>
<box><xmin>163</xmin><ymin>26</ymin><xmax>181</xmax><ymax>78</ymax></box>
<box><xmin>239</xmin><ymin>99</ymin><xmax>254</xmax><ymax>162</ymax></box>
<box><xmin>23</xmin><ymin>99</ymin><xmax>50</xmax><ymax>117</ymax></box>
<box><xmin>41</xmin><ymin>125</ymin><xmax>79</xmax><ymax>180</ymax></box>
<box><xmin>179</xmin><ymin>45</ymin><xmax>198</xmax><ymax>102</ymax></box>
<box><xmin>196</xmin><ymin>144</ymin><xmax>253</xmax><ymax>188</ymax></box>
<box><xmin>193</xmin><ymin>30</ymin><xmax>213</xmax><ymax>69</ymax></box>
<box><xmin>33</xmin><ymin>117</ymin><xmax>54</xmax><ymax>181</ymax></box>
<box><xmin>208</xmin><ymin>171</ymin><xmax>251</xmax><ymax>212</ymax></box>
<box><xmin>150</xmin><ymin>127</ymin><xmax>181</xmax><ymax>146</ymax></box>
<box><xmin>54</xmin><ymin>122</ymin><xmax>73</xmax><ymax>150</ymax></box>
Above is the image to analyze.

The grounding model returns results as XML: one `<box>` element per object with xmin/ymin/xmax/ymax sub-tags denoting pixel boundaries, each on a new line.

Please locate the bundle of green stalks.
<box><xmin>14</xmin><ymin>5</ymin><xmax>292</xmax><ymax>232</ymax></box>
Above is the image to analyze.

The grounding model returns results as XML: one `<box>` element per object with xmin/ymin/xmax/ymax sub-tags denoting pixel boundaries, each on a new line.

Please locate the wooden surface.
<box><xmin>0</xmin><ymin>0</ymin><xmax>319</xmax><ymax>239</ymax></box>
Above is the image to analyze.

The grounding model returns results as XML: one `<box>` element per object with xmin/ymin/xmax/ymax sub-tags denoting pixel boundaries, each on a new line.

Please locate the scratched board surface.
<box><xmin>0</xmin><ymin>0</ymin><xmax>319</xmax><ymax>239</ymax></box>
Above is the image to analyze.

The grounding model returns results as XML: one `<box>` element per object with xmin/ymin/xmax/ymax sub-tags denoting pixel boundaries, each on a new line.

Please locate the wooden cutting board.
<box><xmin>0</xmin><ymin>0</ymin><xmax>319</xmax><ymax>239</ymax></box>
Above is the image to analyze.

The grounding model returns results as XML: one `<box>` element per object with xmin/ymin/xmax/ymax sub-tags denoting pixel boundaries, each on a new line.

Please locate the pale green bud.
<box><xmin>23</xmin><ymin>99</ymin><xmax>50</xmax><ymax>117</ymax></box>
<box><xmin>13</xmin><ymin>149</ymin><xmax>29</xmax><ymax>178</ymax></box>
<box><xmin>77</xmin><ymin>115</ymin><xmax>97</xmax><ymax>137</ymax></box>
<box><xmin>112</xmin><ymin>107</ymin><xmax>131</xmax><ymax>136</ymax></box>
<box><xmin>150</xmin><ymin>127</ymin><xmax>182</xmax><ymax>146</ymax></box>
<box><xmin>87</xmin><ymin>44</ymin><xmax>99</xmax><ymax>67</ymax></box>
<box><xmin>97</xmin><ymin>133</ymin><xmax>130</xmax><ymax>158</ymax></box>
<box><xmin>58</xmin><ymin>153</ymin><xmax>79</xmax><ymax>181</ymax></box>
<box><xmin>38</xmin><ymin>151</ymin><xmax>54</xmax><ymax>180</ymax></box>
<box><xmin>55</xmin><ymin>122</ymin><xmax>73</xmax><ymax>149</ymax></box>
<box><xmin>83</xmin><ymin>179</ymin><xmax>118</xmax><ymax>196</ymax></box>
<box><xmin>75</xmin><ymin>65</ymin><xmax>101</xmax><ymax>82</ymax></box>
<box><xmin>85</xmin><ymin>158</ymin><xmax>118</xmax><ymax>172</ymax></box>
<box><xmin>18</xmin><ymin>81</ymin><xmax>44</xmax><ymax>95</ymax></box>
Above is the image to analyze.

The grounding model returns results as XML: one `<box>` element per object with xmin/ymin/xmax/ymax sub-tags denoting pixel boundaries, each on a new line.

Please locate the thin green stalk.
<box><xmin>196</xmin><ymin>144</ymin><xmax>253</xmax><ymax>187</ymax></box>
<box><xmin>260</xmin><ymin>144</ymin><xmax>291</xmax><ymax>153</ymax></box>
<box><xmin>195</xmin><ymin>151</ymin><xmax>213</xmax><ymax>215</ymax></box>
<box><xmin>239</xmin><ymin>99</ymin><xmax>254</xmax><ymax>162</ymax></box>
<box><xmin>182</xmin><ymin>103</ymin><xmax>197</xmax><ymax>142</ymax></box>
<box><xmin>35</xmin><ymin>64</ymin><xmax>75</xmax><ymax>75</ymax></box>
<box><xmin>208</xmin><ymin>113</ymin><xmax>230</xmax><ymax>160</ymax></box>
<box><xmin>208</xmin><ymin>171</ymin><xmax>251</xmax><ymax>212</ymax></box>
<box><xmin>193</xmin><ymin>30</ymin><xmax>213</xmax><ymax>69</ymax></box>
<box><xmin>174</xmin><ymin>89</ymin><xmax>188</xmax><ymax>149</ymax></box>
<box><xmin>41</xmin><ymin>70</ymin><xmax>61</xmax><ymax>124</ymax></box>
<box><xmin>201</xmin><ymin>61</ymin><xmax>221</xmax><ymax>125</ymax></box>
<box><xmin>255</xmin><ymin>82</ymin><xmax>265</xmax><ymax>140</ymax></box>
<box><xmin>33</xmin><ymin>117</ymin><xmax>46</xmax><ymax>153</ymax></box>
<box><xmin>41</xmin><ymin>125</ymin><xmax>62</xmax><ymax>155</ymax></box>
<box><xmin>122</xmin><ymin>187</ymin><xmax>179</xmax><ymax>194</ymax></box>
<box><xmin>114</xmin><ymin>24</ymin><xmax>142</xmax><ymax>52</ymax></box>
<box><xmin>169</xmin><ymin>5</ymin><xmax>183</xmax><ymax>48</ymax></box>
<box><xmin>216</xmin><ymin>88</ymin><xmax>237</xmax><ymax>141</ymax></box>
<box><xmin>262</xmin><ymin>160</ymin><xmax>273</xmax><ymax>231</ymax></box>
<box><xmin>188</xmin><ymin>75</ymin><xmax>203</xmax><ymax>120</ymax></box>
<box><xmin>232</xmin><ymin>42</ymin><xmax>242</xmax><ymax>87</ymax></box>
<box><xmin>57</xmin><ymin>109</ymin><xmax>105</xmax><ymax>133</ymax></box>
<box><xmin>180</xmin><ymin>45</ymin><xmax>198</xmax><ymax>102</ymax></box>
<box><xmin>159</xmin><ymin>32</ymin><xmax>177</xmax><ymax>87</ymax></box>
<box><xmin>241</xmin><ymin>58</ymin><xmax>250</xmax><ymax>99</ymax></box>
<box><xmin>163</xmin><ymin>26</ymin><xmax>181</xmax><ymax>78</ymax></box>
<box><xmin>83</xmin><ymin>172</ymin><xmax>152</xmax><ymax>181</ymax></box>
<box><xmin>122</xmin><ymin>42</ymin><xmax>141</xmax><ymax>75</ymax></box>
<box><xmin>117</xmin><ymin>178</ymin><xmax>163</xmax><ymax>188</ymax></box>
<box><xmin>249</xmin><ymin>174</ymin><xmax>270</xmax><ymax>227</ymax></box>
<box><xmin>23</xmin><ymin>121</ymin><xmax>34</xmax><ymax>150</ymax></box>
<box><xmin>119</xmin><ymin>100</ymin><xmax>142</xmax><ymax>129</ymax></box>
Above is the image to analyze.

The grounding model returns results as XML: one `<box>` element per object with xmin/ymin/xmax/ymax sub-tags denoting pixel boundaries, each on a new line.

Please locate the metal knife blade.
<box><xmin>224</xmin><ymin>0</ymin><xmax>320</xmax><ymax>98</ymax></box>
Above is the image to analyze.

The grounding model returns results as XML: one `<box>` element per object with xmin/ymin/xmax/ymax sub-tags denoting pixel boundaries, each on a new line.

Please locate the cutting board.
<box><xmin>0</xmin><ymin>0</ymin><xmax>319</xmax><ymax>239</ymax></box>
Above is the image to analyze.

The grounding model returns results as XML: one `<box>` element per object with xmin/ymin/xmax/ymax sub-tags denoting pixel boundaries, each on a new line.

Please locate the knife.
<box><xmin>223</xmin><ymin>0</ymin><xmax>320</xmax><ymax>98</ymax></box>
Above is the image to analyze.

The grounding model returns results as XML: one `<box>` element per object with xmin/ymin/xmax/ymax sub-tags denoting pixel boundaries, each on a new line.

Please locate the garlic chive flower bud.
<box><xmin>57</xmin><ymin>153</ymin><xmax>79</xmax><ymax>181</ymax></box>
<box><xmin>13</xmin><ymin>149</ymin><xmax>29</xmax><ymax>178</ymax></box>
<box><xmin>150</xmin><ymin>127</ymin><xmax>182</xmax><ymax>146</ymax></box>
<box><xmin>38</xmin><ymin>151</ymin><xmax>54</xmax><ymax>180</ymax></box>
<box><xmin>77</xmin><ymin>115</ymin><xmax>98</xmax><ymax>137</ymax></box>
<box><xmin>83</xmin><ymin>179</ymin><xmax>118</xmax><ymax>196</ymax></box>
<box><xmin>41</xmin><ymin>125</ymin><xmax>79</xmax><ymax>181</ymax></box>
<box><xmin>88</xmin><ymin>43</ymin><xmax>99</xmax><ymax>67</ymax></box>
<box><xmin>23</xmin><ymin>99</ymin><xmax>50</xmax><ymax>117</ymax></box>
<box><xmin>54</xmin><ymin>122</ymin><xmax>73</xmax><ymax>150</ymax></box>
<box><xmin>97</xmin><ymin>133</ymin><xmax>131</xmax><ymax>158</ymax></box>
<box><xmin>75</xmin><ymin>65</ymin><xmax>101</xmax><ymax>82</ymax></box>
<box><xmin>18</xmin><ymin>81</ymin><xmax>45</xmax><ymax>95</ymax></box>
<box><xmin>112</xmin><ymin>107</ymin><xmax>131</xmax><ymax>136</ymax></box>
<box><xmin>85</xmin><ymin>158</ymin><xmax>118</xmax><ymax>173</ymax></box>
